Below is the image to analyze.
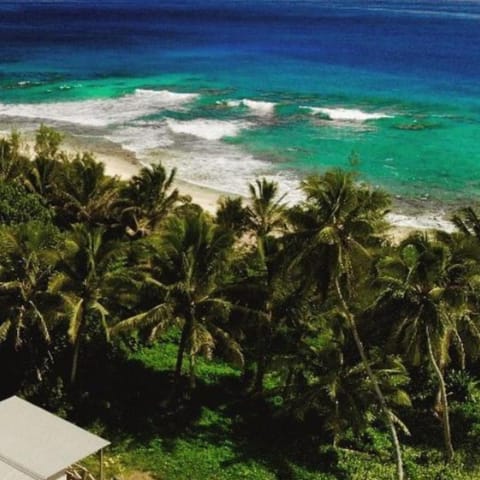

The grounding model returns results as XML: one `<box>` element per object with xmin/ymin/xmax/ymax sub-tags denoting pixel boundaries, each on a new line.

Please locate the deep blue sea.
<box><xmin>1</xmin><ymin>0</ymin><xmax>480</xmax><ymax>225</ymax></box>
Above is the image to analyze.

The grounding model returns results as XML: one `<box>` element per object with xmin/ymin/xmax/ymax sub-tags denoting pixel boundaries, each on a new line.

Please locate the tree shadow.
<box><xmin>71</xmin><ymin>356</ymin><xmax>203</xmax><ymax>443</ymax></box>
<box><xmin>224</xmin><ymin>399</ymin><xmax>347</xmax><ymax>479</ymax></box>
<box><xmin>25</xmin><ymin>346</ymin><xmax>363</xmax><ymax>478</ymax></box>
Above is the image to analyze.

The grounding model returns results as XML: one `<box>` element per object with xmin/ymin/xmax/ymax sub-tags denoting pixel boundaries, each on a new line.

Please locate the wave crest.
<box><xmin>0</xmin><ymin>89</ymin><xmax>198</xmax><ymax>127</ymax></box>
<box><xmin>302</xmin><ymin>106</ymin><xmax>392</xmax><ymax>122</ymax></box>
<box><xmin>224</xmin><ymin>99</ymin><xmax>276</xmax><ymax>116</ymax></box>
<box><xmin>166</xmin><ymin>118</ymin><xmax>249</xmax><ymax>140</ymax></box>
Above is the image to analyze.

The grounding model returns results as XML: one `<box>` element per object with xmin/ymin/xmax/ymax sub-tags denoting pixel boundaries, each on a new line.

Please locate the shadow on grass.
<box><xmin>24</xmin><ymin>345</ymin><xmax>390</xmax><ymax>479</ymax></box>
<box><xmin>51</xmin><ymin>347</ymin><xmax>341</xmax><ymax>479</ymax></box>
<box><xmin>217</xmin><ymin>397</ymin><xmax>345</xmax><ymax>480</ymax></box>
<box><xmin>71</xmin><ymin>357</ymin><xmax>203</xmax><ymax>442</ymax></box>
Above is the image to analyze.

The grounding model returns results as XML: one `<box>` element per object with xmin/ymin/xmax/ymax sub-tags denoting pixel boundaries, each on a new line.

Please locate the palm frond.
<box><xmin>0</xmin><ymin>320</ymin><xmax>11</xmax><ymax>343</ymax></box>
<box><xmin>29</xmin><ymin>300</ymin><xmax>51</xmax><ymax>343</ymax></box>
<box><xmin>110</xmin><ymin>303</ymin><xmax>173</xmax><ymax>335</ymax></box>
<box><xmin>67</xmin><ymin>298</ymin><xmax>84</xmax><ymax>343</ymax></box>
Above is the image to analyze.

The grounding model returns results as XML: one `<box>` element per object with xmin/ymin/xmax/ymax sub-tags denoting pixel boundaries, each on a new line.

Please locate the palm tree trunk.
<box><xmin>175</xmin><ymin>305</ymin><xmax>198</xmax><ymax>391</ymax></box>
<box><xmin>188</xmin><ymin>354</ymin><xmax>196</xmax><ymax>390</ymax></box>
<box><xmin>253</xmin><ymin>353</ymin><xmax>267</xmax><ymax>393</ymax></box>
<box><xmin>335</xmin><ymin>277</ymin><xmax>404</xmax><ymax>480</ymax></box>
<box><xmin>253</xmin><ymin>314</ymin><xmax>271</xmax><ymax>394</ymax></box>
<box><xmin>70</xmin><ymin>334</ymin><xmax>81</xmax><ymax>385</ymax></box>
<box><xmin>174</xmin><ymin>319</ymin><xmax>190</xmax><ymax>387</ymax></box>
<box><xmin>426</xmin><ymin>326</ymin><xmax>454</xmax><ymax>462</ymax></box>
<box><xmin>241</xmin><ymin>364</ymin><xmax>256</xmax><ymax>393</ymax></box>
<box><xmin>284</xmin><ymin>366</ymin><xmax>295</xmax><ymax>399</ymax></box>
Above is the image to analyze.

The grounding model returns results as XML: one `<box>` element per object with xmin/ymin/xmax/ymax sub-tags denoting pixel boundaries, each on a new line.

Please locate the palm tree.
<box><xmin>216</xmin><ymin>196</ymin><xmax>249</xmax><ymax>237</ymax></box>
<box><xmin>118</xmin><ymin>163</ymin><xmax>186</xmax><ymax>238</ymax></box>
<box><xmin>452</xmin><ymin>207</ymin><xmax>480</xmax><ymax>240</ymax></box>
<box><xmin>54</xmin><ymin>153</ymin><xmax>120</xmax><ymax>228</ymax></box>
<box><xmin>111</xmin><ymin>210</ymin><xmax>241</xmax><ymax>390</ymax></box>
<box><xmin>23</xmin><ymin>155</ymin><xmax>61</xmax><ymax>201</ymax></box>
<box><xmin>34</xmin><ymin>124</ymin><xmax>64</xmax><ymax>160</ymax></box>
<box><xmin>222</xmin><ymin>178</ymin><xmax>298</xmax><ymax>393</ymax></box>
<box><xmin>228</xmin><ymin>232</ymin><xmax>315</xmax><ymax>394</ymax></box>
<box><xmin>371</xmin><ymin>232</ymin><xmax>480</xmax><ymax>462</ymax></box>
<box><xmin>0</xmin><ymin>222</ymin><xmax>60</xmax><ymax>379</ymax></box>
<box><xmin>23</xmin><ymin>126</ymin><xmax>65</xmax><ymax>201</ymax></box>
<box><xmin>49</xmin><ymin>224</ymin><xmax>125</xmax><ymax>384</ymax></box>
<box><xmin>0</xmin><ymin>131</ymin><xmax>30</xmax><ymax>183</ymax></box>
<box><xmin>289</xmin><ymin>332</ymin><xmax>411</xmax><ymax>449</ymax></box>
<box><xmin>290</xmin><ymin>169</ymin><xmax>405</xmax><ymax>480</ymax></box>
<box><xmin>437</xmin><ymin>231</ymin><xmax>480</xmax><ymax>366</ymax></box>
<box><xmin>246</xmin><ymin>178</ymin><xmax>287</xmax><ymax>257</ymax></box>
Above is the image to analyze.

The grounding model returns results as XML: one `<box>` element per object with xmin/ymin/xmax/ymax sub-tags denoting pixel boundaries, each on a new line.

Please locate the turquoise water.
<box><xmin>1</xmin><ymin>0</ymin><xmax>480</xmax><ymax>219</ymax></box>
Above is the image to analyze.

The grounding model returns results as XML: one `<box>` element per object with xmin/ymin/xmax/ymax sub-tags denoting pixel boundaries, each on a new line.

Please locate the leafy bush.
<box><xmin>0</xmin><ymin>181</ymin><xmax>52</xmax><ymax>225</ymax></box>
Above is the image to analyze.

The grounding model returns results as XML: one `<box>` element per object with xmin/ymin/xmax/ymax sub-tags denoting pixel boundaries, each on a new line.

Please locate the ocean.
<box><xmin>1</xmin><ymin>0</ymin><xmax>479</xmax><ymax>226</ymax></box>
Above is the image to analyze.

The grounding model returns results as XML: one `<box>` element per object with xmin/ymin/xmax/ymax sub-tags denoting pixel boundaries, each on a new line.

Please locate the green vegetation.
<box><xmin>2</xmin><ymin>127</ymin><xmax>480</xmax><ymax>479</ymax></box>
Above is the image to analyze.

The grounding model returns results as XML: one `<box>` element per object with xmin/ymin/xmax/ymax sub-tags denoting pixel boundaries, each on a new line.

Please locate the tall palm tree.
<box><xmin>289</xmin><ymin>332</ymin><xmax>411</xmax><ymax>449</ymax></box>
<box><xmin>49</xmin><ymin>224</ymin><xmax>125</xmax><ymax>384</ymax></box>
<box><xmin>246</xmin><ymin>178</ymin><xmax>287</xmax><ymax>258</ymax></box>
<box><xmin>371</xmin><ymin>232</ymin><xmax>480</xmax><ymax>462</ymax></box>
<box><xmin>118</xmin><ymin>163</ymin><xmax>186</xmax><ymax>238</ymax></box>
<box><xmin>216</xmin><ymin>196</ymin><xmax>249</xmax><ymax>237</ymax></box>
<box><xmin>0</xmin><ymin>222</ymin><xmax>60</xmax><ymax>378</ymax></box>
<box><xmin>227</xmin><ymin>233</ymin><xmax>315</xmax><ymax>394</ymax></box>
<box><xmin>111</xmin><ymin>210</ymin><xmax>241</xmax><ymax>390</ymax></box>
<box><xmin>54</xmin><ymin>153</ymin><xmax>120</xmax><ymax>228</ymax></box>
<box><xmin>224</xmin><ymin>178</ymin><xmax>297</xmax><ymax>393</ymax></box>
<box><xmin>290</xmin><ymin>169</ymin><xmax>405</xmax><ymax>480</ymax></box>
<box><xmin>23</xmin><ymin>126</ymin><xmax>65</xmax><ymax>201</ymax></box>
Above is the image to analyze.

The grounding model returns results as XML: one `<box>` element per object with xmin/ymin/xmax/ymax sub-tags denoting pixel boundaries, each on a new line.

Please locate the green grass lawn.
<box><xmin>81</xmin><ymin>341</ymin><xmax>480</xmax><ymax>480</ymax></box>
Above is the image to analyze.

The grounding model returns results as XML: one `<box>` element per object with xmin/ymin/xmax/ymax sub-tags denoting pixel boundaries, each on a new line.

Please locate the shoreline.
<box><xmin>13</xmin><ymin>129</ymin><xmax>230</xmax><ymax>214</ymax></box>
<box><xmin>56</xmin><ymin>132</ymin><xmax>234</xmax><ymax>214</ymax></box>
<box><xmin>2</xmin><ymin>128</ymin><xmax>459</xmax><ymax>241</ymax></box>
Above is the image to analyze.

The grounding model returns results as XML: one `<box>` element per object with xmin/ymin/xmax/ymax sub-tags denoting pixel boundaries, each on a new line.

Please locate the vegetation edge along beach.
<box><xmin>2</xmin><ymin>126</ymin><xmax>480</xmax><ymax>479</ymax></box>
<box><xmin>1</xmin><ymin>126</ymin><xmax>448</xmax><ymax>243</ymax></box>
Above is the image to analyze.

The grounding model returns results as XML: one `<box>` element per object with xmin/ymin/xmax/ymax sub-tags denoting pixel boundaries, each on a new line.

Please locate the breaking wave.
<box><xmin>225</xmin><ymin>99</ymin><xmax>276</xmax><ymax>116</ymax></box>
<box><xmin>302</xmin><ymin>106</ymin><xmax>392</xmax><ymax>122</ymax></box>
<box><xmin>0</xmin><ymin>89</ymin><xmax>198</xmax><ymax>127</ymax></box>
<box><xmin>166</xmin><ymin>118</ymin><xmax>250</xmax><ymax>140</ymax></box>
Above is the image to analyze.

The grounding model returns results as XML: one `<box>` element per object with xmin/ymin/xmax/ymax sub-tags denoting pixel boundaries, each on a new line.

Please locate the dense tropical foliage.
<box><xmin>2</xmin><ymin>127</ymin><xmax>480</xmax><ymax>479</ymax></box>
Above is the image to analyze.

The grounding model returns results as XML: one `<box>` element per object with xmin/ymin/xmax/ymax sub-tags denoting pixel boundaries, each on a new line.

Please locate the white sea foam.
<box><xmin>387</xmin><ymin>213</ymin><xmax>455</xmax><ymax>232</ymax></box>
<box><xmin>0</xmin><ymin>89</ymin><xmax>198</xmax><ymax>127</ymax></box>
<box><xmin>93</xmin><ymin>116</ymin><xmax>457</xmax><ymax>229</ymax></box>
<box><xmin>106</xmin><ymin>121</ymin><xmax>174</xmax><ymax>153</ymax></box>
<box><xmin>302</xmin><ymin>106</ymin><xmax>392</xmax><ymax>122</ymax></box>
<box><xmin>226</xmin><ymin>99</ymin><xmax>276</xmax><ymax>116</ymax></box>
<box><xmin>103</xmin><ymin>115</ymin><xmax>296</xmax><ymax>203</ymax></box>
<box><xmin>166</xmin><ymin>118</ymin><xmax>249</xmax><ymax>140</ymax></box>
<box><xmin>152</xmin><ymin>136</ymin><xmax>299</xmax><ymax>204</ymax></box>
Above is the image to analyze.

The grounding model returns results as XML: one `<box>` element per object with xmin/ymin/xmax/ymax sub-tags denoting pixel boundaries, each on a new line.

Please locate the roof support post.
<box><xmin>99</xmin><ymin>449</ymin><xmax>104</xmax><ymax>480</ymax></box>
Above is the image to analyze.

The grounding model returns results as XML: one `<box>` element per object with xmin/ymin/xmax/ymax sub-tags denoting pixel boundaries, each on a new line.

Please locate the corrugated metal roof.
<box><xmin>0</xmin><ymin>396</ymin><xmax>109</xmax><ymax>480</ymax></box>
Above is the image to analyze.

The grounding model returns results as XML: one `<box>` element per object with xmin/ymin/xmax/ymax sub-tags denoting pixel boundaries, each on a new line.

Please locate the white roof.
<box><xmin>0</xmin><ymin>396</ymin><xmax>109</xmax><ymax>480</ymax></box>
<box><xmin>0</xmin><ymin>459</ymin><xmax>37</xmax><ymax>480</ymax></box>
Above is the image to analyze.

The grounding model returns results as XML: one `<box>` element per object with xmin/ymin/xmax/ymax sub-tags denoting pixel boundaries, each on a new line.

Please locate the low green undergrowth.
<box><xmin>79</xmin><ymin>342</ymin><xmax>480</xmax><ymax>480</ymax></box>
